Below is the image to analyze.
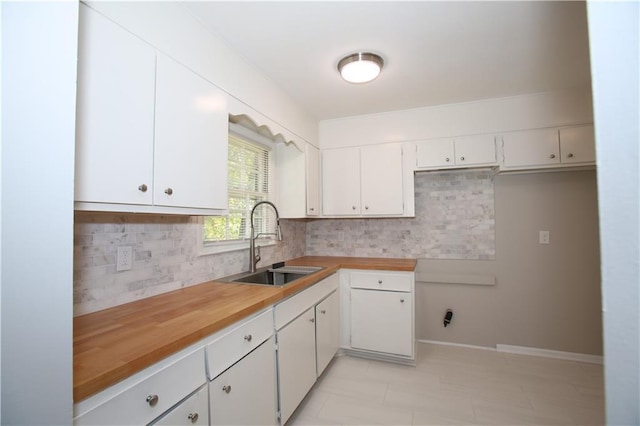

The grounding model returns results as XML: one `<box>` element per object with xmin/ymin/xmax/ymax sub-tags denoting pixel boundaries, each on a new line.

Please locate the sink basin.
<box><xmin>221</xmin><ymin>265</ymin><xmax>324</xmax><ymax>286</ymax></box>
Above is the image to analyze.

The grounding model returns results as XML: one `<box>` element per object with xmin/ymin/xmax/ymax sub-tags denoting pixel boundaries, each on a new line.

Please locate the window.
<box><xmin>202</xmin><ymin>130</ymin><xmax>274</xmax><ymax>252</ymax></box>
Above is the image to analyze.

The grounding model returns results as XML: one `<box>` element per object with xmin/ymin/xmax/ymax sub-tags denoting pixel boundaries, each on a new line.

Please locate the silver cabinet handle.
<box><xmin>309</xmin><ymin>317</ymin><xmax>315</xmax><ymax>323</ymax></box>
<box><xmin>400</xmin><ymin>298</ymin><xmax>405</xmax><ymax>303</ymax></box>
<box><xmin>164</xmin><ymin>187</ymin><xmax>173</xmax><ymax>195</ymax></box>
<box><xmin>352</xmin><ymin>206</ymin><xmax>356</xmax><ymax>210</ymax></box>
<box><xmin>188</xmin><ymin>413</ymin><xmax>199</xmax><ymax>423</ymax></box>
<box><xmin>146</xmin><ymin>394</ymin><xmax>159</xmax><ymax>407</ymax></box>
<box><xmin>365</xmin><ymin>206</ymin><xmax>369</xmax><ymax>210</ymax></box>
<box><xmin>310</xmin><ymin>207</ymin><xmax>315</xmax><ymax>211</ymax></box>
<box><xmin>445</xmin><ymin>157</ymin><xmax>450</xmax><ymax>162</ymax></box>
<box><xmin>549</xmin><ymin>154</ymin><xmax>556</xmax><ymax>159</ymax></box>
<box><xmin>378</xmin><ymin>280</ymin><xmax>383</xmax><ymax>284</ymax></box>
<box><xmin>222</xmin><ymin>385</ymin><xmax>231</xmax><ymax>394</ymax></box>
<box><xmin>244</xmin><ymin>334</ymin><xmax>252</xmax><ymax>342</ymax></box>
<box><xmin>460</xmin><ymin>156</ymin><xmax>465</xmax><ymax>161</ymax></box>
<box><xmin>320</xmin><ymin>309</ymin><xmax>327</xmax><ymax>314</ymax></box>
<box><xmin>567</xmin><ymin>153</ymin><xmax>574</xmax><ymax>158</ymax></box>
<box><xmin>138</xmin><ymin>184</ymin><xmax>148</xmax><ymax>192</ymax></box>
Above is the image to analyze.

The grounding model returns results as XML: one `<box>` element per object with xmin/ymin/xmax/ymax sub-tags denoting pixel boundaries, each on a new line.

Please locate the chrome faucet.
<box><xmin>249</xmin><ymin>201</ymin><xmax>282</xmax><ymax>272</ymax></box>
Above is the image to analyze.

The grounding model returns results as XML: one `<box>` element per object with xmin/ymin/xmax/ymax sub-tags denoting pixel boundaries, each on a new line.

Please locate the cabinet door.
<box><xmin>559</xmin><ymin>125</ymin><xmax>596</xmax><ymax>164</ymax></box>
<box><xmin>277</xmin><ymin>308</ymin><xmax>317</xmax><ymax>424</ymax></box>
<box><xmin>153</xmin><ymin>385</ymin><xmax>208</xmax><ymax>426</ymax></box>
<box><xmin>361</xmin><ymin>144</ymin><xmax>404</xmax><ymax>215</ymax></box>
<box><xmin>502</xmin><ymin>129</ymin><xmax>560</xmax><ymax>168</ymax></box>
<box><xmin>416</xmin><ymin>138</ymin><xmax>455</xmax><ymax>168</ymax></box>
<box><xmin>75</xmin><ymin>4</ymin><xmax>156</xmax><ymax>205</ymax></box>
<box><xmin>351</xmin><ymin>289</ymin><xmax>413</xmax><ymax>357</ymax></box>
<box><xmin>154</xmin><ymin>54</ymin><xmax>228</xmax><ymax>210</ymax></box>
<box><xmin>210</xmin><ymin>338</ymin><xmax>277</xmax><ymax>426</ymax></box>
<box><xmin>322</xmin><ymin>147</ymin><xmax>361</xmax><ymax>215</ymax></box>
<box><xmin>315</xmin><ymin>291</ymin><xmax>340</xmax><ymax>376</ymax></box>
<box><xmin>454</xmin><ymin>135</ymin><xmax>497</xmax><ymax>166</ymax></box>
<box><xmin>306</xmin><ymin>144</ymin><xmax>320</xmax><ymax>216</ymax></box>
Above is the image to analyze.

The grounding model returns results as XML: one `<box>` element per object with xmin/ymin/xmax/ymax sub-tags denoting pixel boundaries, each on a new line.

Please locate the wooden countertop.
<box><xmin>73</xmin><ymin>256</ymin><xmax>416</xmax><ymax>402</ymax></box>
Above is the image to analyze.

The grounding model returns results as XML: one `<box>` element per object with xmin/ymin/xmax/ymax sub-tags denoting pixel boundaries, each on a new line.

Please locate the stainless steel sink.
<box><xmin>221</xmin><ymin>265</ymin><xmax>324</xmax><ymax>286</ymax></box>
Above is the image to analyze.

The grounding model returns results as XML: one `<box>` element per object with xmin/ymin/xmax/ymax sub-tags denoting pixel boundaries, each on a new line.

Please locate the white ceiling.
<box><xmin>182</xmin><ymin>1</ymin><xmax>591</xmax><ymax>121</ymax></box>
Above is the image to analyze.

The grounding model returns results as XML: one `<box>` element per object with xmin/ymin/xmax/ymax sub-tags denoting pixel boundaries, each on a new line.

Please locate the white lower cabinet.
<box><xmin>343</xmin><ymin>270</ymin><xmax>415</xmax><ymax>362</ymax></box>
<box><xmin>351</xmin><ymin>289</ymin><xmax>413</xmax><ymax>357</ymax></box>
<box><xmin>152</xmin><ymin>385</ymin><xmax>208</xmax><ymax>425</ymax></box>
<box><xmin>73</xmin><ymin>348</ymin><xmax>206</xmax><ymax>425</ymax></box>
<box><xmin>210</xmin><ymin>337</ymin><xmax>277</xmax><ymax>425</ymax></box>
<box><xmin>315</xmin><ymin>290</ymin><xmax>340</xmax><ymax>376</ymax></box>
<box><xmin>274</xmin><ymin>274</ymin><xmax>339</xmax><ymax>424</ymax></box>
<box><xmin>277</xmin><ymin>307</ymin><xmax>318</xmax><ymax>424</ymax></box>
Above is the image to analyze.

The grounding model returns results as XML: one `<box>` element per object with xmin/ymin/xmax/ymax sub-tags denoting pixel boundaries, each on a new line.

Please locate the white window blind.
<box><xmin>203</xmin><ymin>133</ymin><xmax>273</xmax><ymax>245</ymax></box>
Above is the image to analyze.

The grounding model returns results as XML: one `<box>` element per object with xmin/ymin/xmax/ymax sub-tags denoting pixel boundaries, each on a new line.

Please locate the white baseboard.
<box><xmin>418</xmin><ymin>339</ymin><xmax>603</xmax><ymax>364</ymax></box>
<box><xmin>418</xmin><ymin>339</ymin><xmax>496</xmax><ymax>351</ymax></box>
<box><xmin>496</xmin><ymin>344</ymin><xmax>603</xmax><ymax>364</ymax></box>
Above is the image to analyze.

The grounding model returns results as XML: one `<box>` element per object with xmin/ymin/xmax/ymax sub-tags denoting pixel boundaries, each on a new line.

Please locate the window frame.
<box><xmin>199</xmin><ymin>123</ymin><xmax>276</xmax><ymax>256</ymax></box>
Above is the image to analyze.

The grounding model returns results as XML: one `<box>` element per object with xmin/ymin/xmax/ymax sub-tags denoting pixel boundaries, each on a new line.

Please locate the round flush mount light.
<box><xmin>337</xmin><ymin>52</ymin><xmax>384</xmax><ymax>84</ymax></box>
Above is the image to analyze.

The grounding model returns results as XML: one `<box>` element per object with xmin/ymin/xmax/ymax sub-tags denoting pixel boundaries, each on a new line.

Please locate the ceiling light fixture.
<box><xmin>337</xmin><ymin>52</ymin><xmax>384</xmax><ymax>84</ymax></box>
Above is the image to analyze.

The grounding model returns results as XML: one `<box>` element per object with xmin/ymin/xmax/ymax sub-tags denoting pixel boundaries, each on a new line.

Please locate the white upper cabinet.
<box><xmin>416</xmin><ymin>135</ymin><xmax>496</xmax><ymax>170</ymax></box>
<box><xmin>153</xmin><ymin>54</ymin><xmax>228</xmax><ymax>210</ymax></box>
<box><xmin>502</xmin><ymin>128</ymin><xmax>560</xmax><ymax>168</ymax></box>
<box><xmin>322</xmin><ymin>144</ymin><xmax>404</xmax><ymax>217</ymax></box>
<box><xmin>455</xmin><ymin>135</ymin><xmax>497</xmax><ymax>166</ymax></box>
<box><xmin>559</xmin><ymin>125</ymin><xmax>596</xmax><ymax>164</ymax></box>
<box><xmin>306</xmin><ymin>144</ymin><xmax>320</xmax><ymax>216</ymax></box>
<box><xmin>360</xmin><ymin>144</ymin><xmax>404</xmax><ymax>215</ymax></box>
<box><xmin>75</xmin><ymin>4</ymin><xmax>228</xmax><ymax>215</ymax></box>
<box><xmin>322</xmin><ymin>147</ymin><xmax>361</xmax><ymax>215</ymax></box>
<box><xmin>501</xmin><ymin>125</ymin><xmax>595</xmax><ymax>170</ymax></box>
<box><xmin>75</xmin><ymin>4</ymin><xmax>156</xmax><ymax>206</ymax></box>
<box><xmin>275</xmin><ymin>141</ymin><xmax>320</xmax><ymax>218</ymax></box>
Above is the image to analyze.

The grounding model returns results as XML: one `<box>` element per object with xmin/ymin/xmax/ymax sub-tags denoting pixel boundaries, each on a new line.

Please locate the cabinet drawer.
<box><xmin>274</xmin><ymin>273</ymin><xmax>338</xmax><ymax>330</ymax></box>
<box><xmin>350</xmin><ymin>271</ymin><xmax>412</xmax><ymax>292</ymax></box>
<box><xmin>74</xmin><ymin>348</ymin><xmax>205</xmax><ymax>425</ymax></box>
<box><xmin>152</xmin><ymin>384</ymin><xmax>209</xmax><ymax>425</ymax></box>
<box><xmin>207</xmin><ymin>308</ymin><xmax>273</xmax><ymax>380</ymax></box>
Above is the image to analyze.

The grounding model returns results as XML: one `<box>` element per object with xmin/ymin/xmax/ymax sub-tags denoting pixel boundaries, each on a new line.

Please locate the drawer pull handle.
<box><xmin>309</xmin><ymin>318</ymin><xmax>315</xmax><ymax>323</ymax></box>
<box><xmin>460</xmin><ymin>156</ymin><xmax>465</xmax><ymax>161</ymax></box>
<box><xmin>549</xmin><ymin>154</ymin><xmax>556</xmax><ymax>159</ymax></box>
<box><xmin>352</xmin><ymin>206</ymin><xmax>356</xmax><ymax>210</ymax></box>
<box><xmin>164</xmin><ymin>187</ymin><xmax>173</xmax><ymax>195</ymax></box>
<box><xmin>222</xmin><ymin>385</ymin><xmax>231</xmax><ymax>394</ymax></box>
<box><xmin>378</xmin><ymin>280</ymin><xmax>383</xmax><ymax>284</ymax></box>
<box><xmin>244</xmin><ymin>334</ymin><xmax>252</xmax><ymax>342</ymax></box>
<box><xmin>320</xmin><ymin>309</ymin><xmax>327</xmax><ymax>314</ymax></box>
<box><xmin>400</xmin><ymin>298</ymin><xmax>405</xmax><ymax>303</ymax></box>
<box><xmin>188</xmin><ymin>413</ymin><xmax>199</xmax><ymax>423</ymax></box>
<box><xmin>138</xmin><ymin>184</ymin><xmax>148</xmax><ymax>192</ymax></box>
<box><xmin>146</xmin><ymin>394</ymin><xmax>159</xmax><ymax>407</ymax></box>
<box><xmin>567</xmin><ymin>153</ymin><xmax>574</xmax><ymax>158</ymax></box>
<box><xmin>445</xmin><ymin>157</ymin><xmax>450</xmax><ymax>162</ymax></box>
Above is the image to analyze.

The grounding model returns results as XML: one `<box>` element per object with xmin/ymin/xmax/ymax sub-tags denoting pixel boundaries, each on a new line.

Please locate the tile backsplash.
<box><xmin>73</xmin><ymin>170</ymin><xmax>494</xmax><ymax>315</ymax></box>
<box><xmin>73</xmin><ymin>213</ymin><xmax>305</xmax><ymax>315</ymax></box>
<box><xmin>306</xmin><ymin>170</ymin><xmax>495</xmax><ymax>259</ymax></box>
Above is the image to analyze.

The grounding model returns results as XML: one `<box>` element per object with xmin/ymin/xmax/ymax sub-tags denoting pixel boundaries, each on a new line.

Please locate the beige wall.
<box><xmin>416</xmin><ymin>170</ymin><xmax>602</xmax><ymax>355</ymax></box>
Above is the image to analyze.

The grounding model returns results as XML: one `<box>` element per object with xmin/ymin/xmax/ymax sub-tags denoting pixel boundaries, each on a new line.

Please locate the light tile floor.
<box><xmin>287</xmin><ymin>343</ymin><xmax>604</xmax><ymax>425</ymax></box>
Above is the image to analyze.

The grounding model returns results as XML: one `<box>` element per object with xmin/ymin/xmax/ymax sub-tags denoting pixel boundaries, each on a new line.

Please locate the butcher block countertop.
<box><xmin>73</xmin><ymin>256</ymin><xmax>416</xmax><ymax>402</ymax></box>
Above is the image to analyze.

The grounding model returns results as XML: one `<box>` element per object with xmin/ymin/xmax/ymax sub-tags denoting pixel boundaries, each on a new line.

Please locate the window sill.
<box><xmin>198</xmin><ymin>239</ymin><xmax>277</xmax><ymax>257</ymax></box>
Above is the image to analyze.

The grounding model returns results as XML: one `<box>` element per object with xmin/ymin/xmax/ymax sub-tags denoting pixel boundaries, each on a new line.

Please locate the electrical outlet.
<box><xmin>116</xmin><ymin>246</ymin><xmax>133</xmax><ymax>271</ymax></box>
<box><xmin>539</xmin><ymin>230</ymin><xmax>550</xmax><ymax>245</ymax></box>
